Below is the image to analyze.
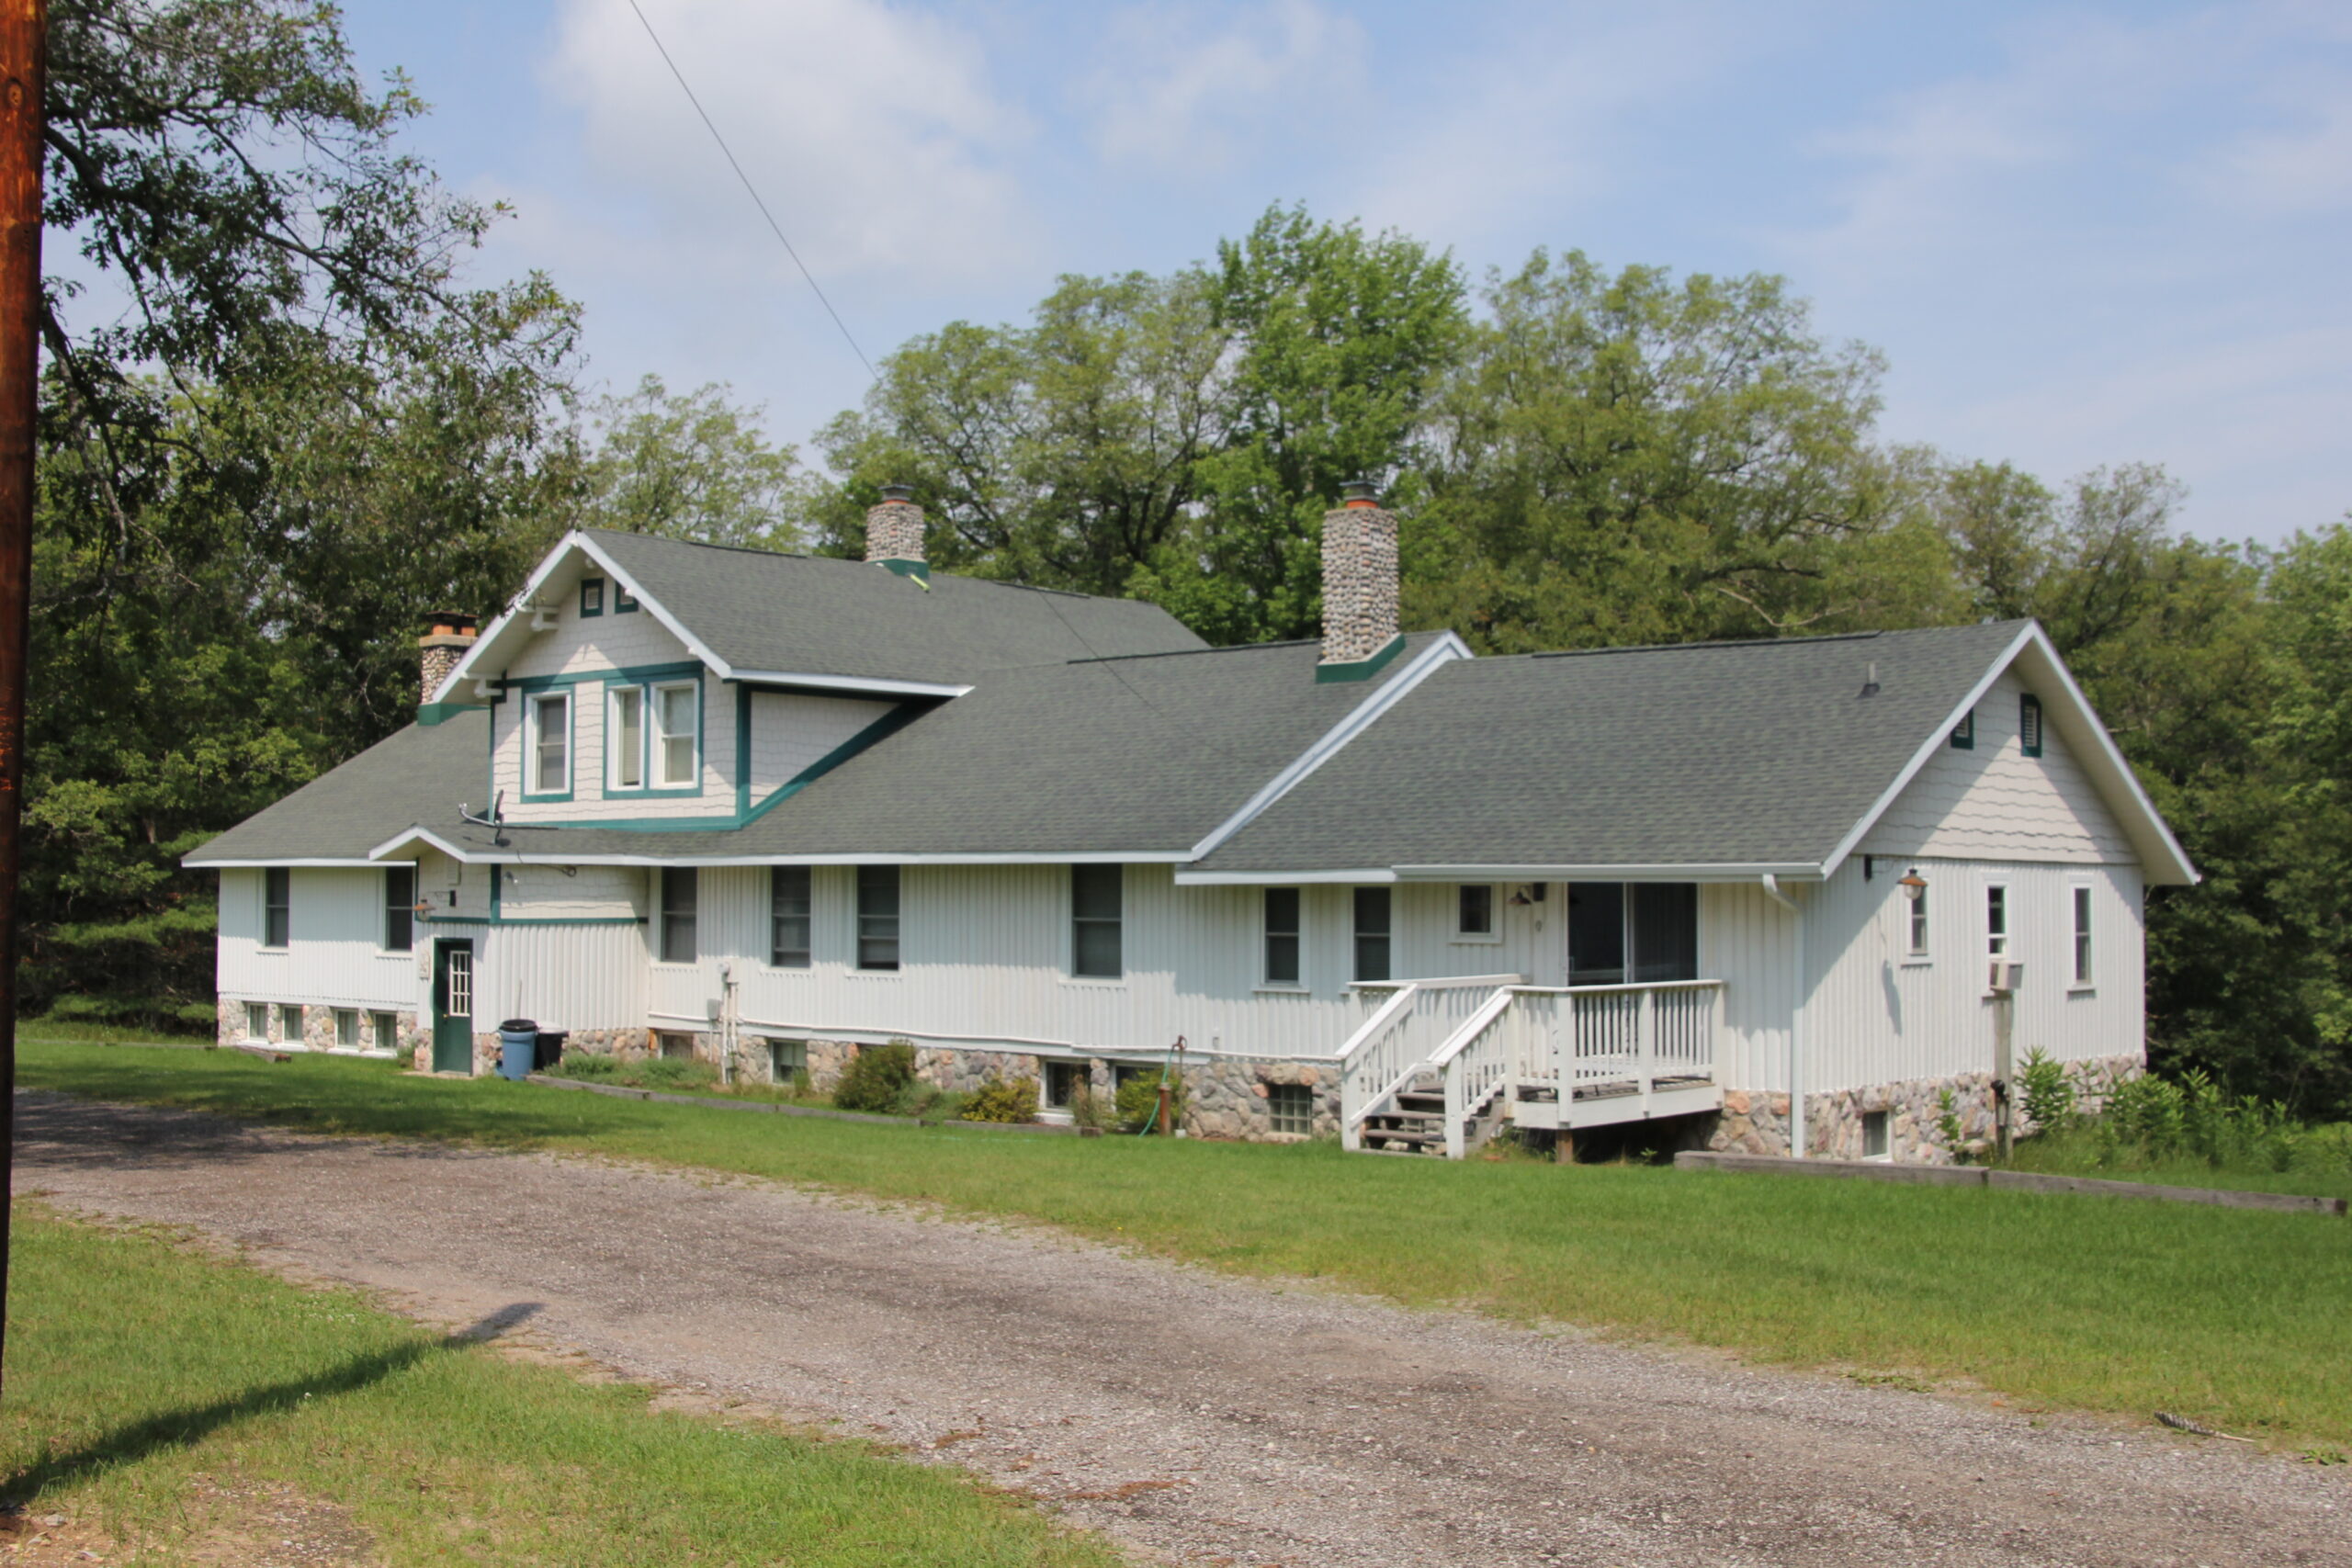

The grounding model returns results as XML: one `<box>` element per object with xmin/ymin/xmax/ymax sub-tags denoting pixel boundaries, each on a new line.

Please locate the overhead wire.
<box><xmin>623</xmin><ymin>0</ymin><xmax>877</xmax><ymax>380</ymax></box>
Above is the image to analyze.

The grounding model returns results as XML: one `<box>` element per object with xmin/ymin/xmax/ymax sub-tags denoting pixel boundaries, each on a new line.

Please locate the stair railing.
<box><xmin>1338</xmin><ymin>974</ymin><xmax>1522</xmax><ymax>1150</ymax></box>
<box><xmin>1430</xmin><ymin>987</ymin><xmax>1519</xmax><ymax>1158</ymax></box>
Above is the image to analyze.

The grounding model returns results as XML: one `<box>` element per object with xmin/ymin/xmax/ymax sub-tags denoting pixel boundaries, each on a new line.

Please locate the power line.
<box><xmin>624</xmin><ymin>0</ymin><xmax>877</xmax><ymax>380</ymax></box>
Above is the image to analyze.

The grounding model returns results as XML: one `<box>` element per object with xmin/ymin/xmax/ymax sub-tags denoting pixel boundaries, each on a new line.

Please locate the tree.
<box><xmin>1410</xmin><ymin>250</ymin><xmax>1956</xmax><ymax>652</ymax></box>
<box><xmin>579</xmin><ymin>375</ymin><xmax>807</xmax><ymax>552</ymax></box>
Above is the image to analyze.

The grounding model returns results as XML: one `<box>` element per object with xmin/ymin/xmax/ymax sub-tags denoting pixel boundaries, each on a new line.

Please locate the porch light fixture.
<box><xmin>1897</xmin><ymin>871</ymin><xmax>1928</xmax><ymax>902</ymax></box>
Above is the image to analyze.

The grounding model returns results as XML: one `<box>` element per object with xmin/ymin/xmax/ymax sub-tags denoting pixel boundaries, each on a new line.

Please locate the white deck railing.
<box><xmin>1336</xmin><ymin>975</ymin><xmax>1521</xmax><ymax>1149</ymax></box>
<box><xmin>1505</xmin><ymin>978</ymin><xmax>1724</xmax><ymax>1104</ymax></box>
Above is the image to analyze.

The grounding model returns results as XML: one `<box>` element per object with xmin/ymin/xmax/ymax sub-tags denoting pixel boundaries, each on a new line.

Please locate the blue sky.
<box><xmin>339</xmin><ymin>0</ymin><xmax>2351</xmax><ymax>544</ymax></box>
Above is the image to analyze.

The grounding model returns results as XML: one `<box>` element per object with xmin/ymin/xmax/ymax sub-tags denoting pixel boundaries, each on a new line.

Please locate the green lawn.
<box><xmin>22</xmin><ymin>1041</ymin><xmax>2352</xmax><ymax>1450</ymax></box>
<box><xmin>1994</xmin><ymin>1130</ymin><xmax>2352</xmax><ymax>1200</ymax></box>
<box><xmin>1</xmin><ymin>1203</ymin><xmax>1120</xmax><ymax>1566</ymax></box>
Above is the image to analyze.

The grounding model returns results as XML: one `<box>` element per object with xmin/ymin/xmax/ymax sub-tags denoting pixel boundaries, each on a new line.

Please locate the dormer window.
<box><xmin>528</xmin><ymin>693</ymin><xmax>571</xmax><ymax>795</ymax></box>
<box><xmin>580</xmin><ymin>577</ymin><xmax>605</xmax><ymax>617</ymax></box>
<box><xmin>2019</xmin><ymin>693</ymin><xmax>2043</xmax><ymax>758</ymax></box>
<box><xmin>653</xmin><ymin>682</ymin><xmax>697</xmax><ymax>788</ymax></box>
<box><xmin>1951</xmin><ymin>708</ymin><xmax>1975</xmax><ymax>750</ymax></box>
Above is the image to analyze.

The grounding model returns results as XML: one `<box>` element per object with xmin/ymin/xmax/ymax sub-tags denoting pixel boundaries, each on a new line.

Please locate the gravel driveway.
<box><xmin>17</xmin><ymin>1092</ymin><xmax>2346</xmax><ymax>1567</ymax></box>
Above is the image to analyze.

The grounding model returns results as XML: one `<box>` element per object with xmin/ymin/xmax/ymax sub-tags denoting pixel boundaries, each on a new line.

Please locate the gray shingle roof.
<box><xmin>184</xmin><ymin>711</ymin><xmax>489</xmax><ymax>864</ymax></box>
<box><xmin>1193</xmin><ymin>623</ymin><xmax>2030</xmax><ymax>874</ymax></box>
<box><xmin>586</xmin><ymin>530</ymin><xmax>1205</xmax><ymax>684</ymax></box>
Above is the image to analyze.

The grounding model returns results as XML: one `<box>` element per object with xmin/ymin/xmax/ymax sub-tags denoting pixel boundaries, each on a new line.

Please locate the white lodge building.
<box><xmin>188</xmin><ymin>490</ymin><xmax>2196</xmax><ymax>1162</ymax></box>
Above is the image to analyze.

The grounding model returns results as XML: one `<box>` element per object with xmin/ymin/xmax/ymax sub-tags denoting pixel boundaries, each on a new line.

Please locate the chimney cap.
<box><xmin>878</xmin><ymin>482</ymin><xmax>917</xmax><ymax>505</ymax></box>
<box><xmin>422</xmin><ymin>611</ymin><xmax>479</xmax><ymax>639</ymax></box>
<box><xmin>1340</xmin><ymin>478</ymin><xmax>1381</xmax><ymax>509</ymax></box>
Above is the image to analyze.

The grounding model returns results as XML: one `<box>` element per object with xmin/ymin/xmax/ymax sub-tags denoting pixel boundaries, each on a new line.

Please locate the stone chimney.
<box><xmin>865</xmin><ymin>483</ymin><xmax>927</xmax><ymax>575</ymax></box>
<box><xmin>419</xmin><ymin>611</ymin><xmax>479</xmax><ymax>705</ymax></box>
<box><xmin>1320</xmin><ymin>479</ymin><xmax>1399</xmax><ymax>666</ymax></box>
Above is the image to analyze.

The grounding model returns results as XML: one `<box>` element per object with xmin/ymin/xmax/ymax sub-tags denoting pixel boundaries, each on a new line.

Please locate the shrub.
<box><xmin>834</xmin><ymin>1041</ymin><xmax>918</xmax><ymax>1113</ymax></box>
<box><xmin>960</xmin><ymin>1076</ymin><xmax>1039</xmax><ymax>1123</ymax></box>
<box><xmin>1114</xmin><ymin>1065</ymin><xmax>1188</xmax><ymax>1134</ymax></box>
<box><xmin>2018</xmin><ymin>1046</ymin><xmax>2076</xmax><ymax>1134</ymax></box>
<box><xmin>1069</xmin><ymin>1081</ymin><xmax>1114</xmax><ymax>1133</ymax></box>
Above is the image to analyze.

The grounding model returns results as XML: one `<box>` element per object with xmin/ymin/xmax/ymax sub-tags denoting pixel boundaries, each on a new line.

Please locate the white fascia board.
<box><xmin>181</xmin><ymin>856</ymin><xmax>407</xmax><ymax>869</ymax></box>
<box><xmin>1394</xmin><ymin>863</ymin><xmax>1823</xmax><ymax>883</ymax></box>
<box><xmin>368</xmin><ymin>826</ymin><xmax>481</xmax><ymax>863</ymax></box>
<box><xmin>1819</xmin><ymin>622</ymin><xmax>2198</xmax><ymax>886</ymax></box>
<box><xmin>732</xmin><ymin>670</ymin><xmax>971</xmax><ymax>700</ymax></box>
<box><xmin>373</xmin><ymin>838</ymin><xmax>1193</xmax><ymax>869</ymax></box>
<box><xmin>1173</xmin><ymin>868</ymin><xmax>1399</xmax><ymax>886</ymax></box>
<box><xmin>436</xmin><ymin>533</ymin><xmax>730</xmax><ymax>701</ymax></box>
<box><xmin>1184</xmin><ymin>631</ymin><xmax>1473</xmax><ymax>864</ymax></box>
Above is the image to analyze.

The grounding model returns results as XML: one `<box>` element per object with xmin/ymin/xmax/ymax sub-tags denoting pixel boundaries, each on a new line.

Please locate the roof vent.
<box><xmin>1860</xmin><ymin>660</ymin><xmax>1880</xmax><ymax>698</ymax></box>
<box><xmin>420</xmin><ymin>612</ymin><xmax>479</xmax><ymax>705</ymax></box>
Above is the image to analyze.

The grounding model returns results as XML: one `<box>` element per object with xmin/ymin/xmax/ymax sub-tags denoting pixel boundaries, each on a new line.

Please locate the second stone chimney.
<box><xmin>865</xmin><ymin>484</ymin><xmax>927</xmax><ymax>579</ymax></box>
<box><xmin>1319</xmin><ymin>479</ymin><xmax>1400</xmax><ymax>668</ymax></box>
<box><xmin>419</xmin><ymin>611</ymin><xmax>479</xmax><ymax>705</ymax></box>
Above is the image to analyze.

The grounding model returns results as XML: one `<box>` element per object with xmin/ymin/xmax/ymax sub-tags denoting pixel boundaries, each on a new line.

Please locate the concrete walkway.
<box><xmin>17</xmin><ymin>1093</ymin><xmax>2346</xmax><ymax>1568</ymax></box>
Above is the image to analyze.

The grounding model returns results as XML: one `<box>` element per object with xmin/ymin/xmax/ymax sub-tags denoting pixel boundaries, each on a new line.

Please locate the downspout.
<box><xmin>1760</xmin><ymin>874</ymin><xmax>1807</xmax><ymax>1158</ymax></box>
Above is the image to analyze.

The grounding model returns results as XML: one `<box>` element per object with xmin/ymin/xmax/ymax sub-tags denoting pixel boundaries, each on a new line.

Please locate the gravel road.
<box><xmin>17</xmin><ymin>1092</ymin><xmax>2346</xmax><ymax>1567</ymax></box>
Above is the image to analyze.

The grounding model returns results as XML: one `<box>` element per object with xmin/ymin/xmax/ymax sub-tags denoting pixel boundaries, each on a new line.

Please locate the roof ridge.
<box><xmin>1531</xmin><ymin>630</ymin><xmax>1883</xmax><ymax>660</ymax></box>
<box><xmin>583</xmin><ymin>527</ymin><xmax>1133</xmax><ymax>606</ymax></box>
<box><xmin>1065</xmin><ymin>637</ymin><xmax>1320</xmax><ymax>666</ymax></box>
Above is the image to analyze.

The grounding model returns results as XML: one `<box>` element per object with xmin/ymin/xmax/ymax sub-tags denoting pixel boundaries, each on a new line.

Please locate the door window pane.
<box><xmin>770</xmin><ymin>865</ymin><xmax>812</xmax><ymax>967</ymax></box>
<box><xmin>384</xmin><ymin>865</ymin><xmax>414</xmax><ymax>953</ymax></box>
<box><xmin>1263</xmin><ymin>887</ymin><xmax>1300</xmax><ymax>985</ymax></box>
<box><xmin>1071</xmin><ymin>864</ymin><xmax>1123</xmax><ymax>978</ymax></box>
<box><xmin>660</xmin><ymin>866</ymin><xmax>698</xmax><ymax>964</ymax></box>
<box><xmin>1629</xmin><ymin>884</ymin><xmax>1699</xmax><ymax>983</ymax></box>
<box><xmin>610</xmin><ymin>686</ymin><xmax>644</xmax><ymax>789</ymax></box>
<box><xmin>1566</xmin><ymin>883</ymin><xmax>1625</xmax><ymax>985</ymax></box>
<box><xmin>857</xmin><ymin>864</ymin><xmax>900</xmax><ymax>971</ymax></box>
<box><xmin>1352</xmin><ymin>886</ymin><xmax>1391</xmax><ymax>983</ymax></box>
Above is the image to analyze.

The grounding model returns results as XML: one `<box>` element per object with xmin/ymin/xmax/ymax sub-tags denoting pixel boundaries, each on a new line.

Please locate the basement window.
<box><xmin>1044</xmin><ymin>1059</ymin><xmax>1090</xmax><ymax>1110</ymax></box>
<box><xmin>1267</xmin><ymin>1083</ymin><xmax>1314</xmax><ymax>1136</ymax></box>
<box><xmin>244</xmin><ymin>1002</ymin><xmax>268</xmax><ymax>1042</ymax></box>
<box><xmin>334</xmin><ymin>1009</ymin><xmax>359</xmax><ymax>1049</ymax></box>
<box><xmin>658</xmin><ymin>1032</ymin><xmax>695</xmax><ymax>1060</ymax></box>
<box><xmin>766</xmin><ymin>1038</ymin><xmax>807</xmax><ymax>1083</ymax></box>
<box><xmin>278</xmin><ymin>1003</ymin><xmax>304</xmax><ymax>1043</ymax></box>
<box><xmin>370</xmin><ymin>1011</ymin><xmax>399</xmax><ymax>1052</ymax></box>
<box><xmin>2019</xmin><ymin>694</ymin><xmax>2044</xmax><ymax>758</ymax></box>
<box><xmin>1862</xmin><ymin>1110</ymin><xmax>1890</xmax><ymax>1160</ymax></box>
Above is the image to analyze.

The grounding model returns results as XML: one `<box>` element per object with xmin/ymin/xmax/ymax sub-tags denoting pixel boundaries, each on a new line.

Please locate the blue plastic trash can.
<box><xmin>499</xmin><ymin>1019</ymin><xmax>537</xmax><ymax>1081</ymax></box>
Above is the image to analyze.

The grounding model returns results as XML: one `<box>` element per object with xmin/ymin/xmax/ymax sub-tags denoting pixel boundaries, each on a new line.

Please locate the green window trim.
<box><xmin>614</xmin><ymin>583</ymin><xmax>639</xmax><ymax>613</ymax></box>
<box><xmin>1951</xmin><ymin>709</ymin><xmax>1975</xmax><ymax>750</ymax></box>
<box><xmin>579</xmin><ymin>577</ymin><xmax>605</xmax><ymax>617</ymax></box>
<box><xmin>2019</xmin><ymin>693</ymin><xmax>2044</xmax><ymax>758</ymax></box>
<box><xmin>521</xmin><ymin>690</ymin><xmax>575</xmax><ymax>803</ymax></box>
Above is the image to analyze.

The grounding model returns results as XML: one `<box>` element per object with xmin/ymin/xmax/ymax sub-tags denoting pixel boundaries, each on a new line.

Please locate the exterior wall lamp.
<box><xmin>1897</xmin><ymin>871</ymin><xmax>1928</xmax><ymax>902</ymax></box>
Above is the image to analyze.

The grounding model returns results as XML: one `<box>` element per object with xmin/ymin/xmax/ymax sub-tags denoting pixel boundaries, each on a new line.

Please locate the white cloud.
<box><xmin>548</xmin><ymin>0</ymin><xmax>1037</xmax><ymax>286</ymax></box>
<box><xmin>1082</xmin><ymin>0</ymin><xmax>1366</xmax><ymax>174</ymax></box>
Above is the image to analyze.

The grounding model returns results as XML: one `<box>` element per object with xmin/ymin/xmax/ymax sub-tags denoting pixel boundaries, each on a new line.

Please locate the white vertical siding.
<box><xmin>1860</xmin><ymin>670</ymin><xmax>2133</xmax><ymax>863</ymax></box>
<box><xmin>1702</xmin><ymin>880</ymin><xmax>1801</xmax><ymax>1093</ymax></box>
<box><xmin>216</xmin><ymin>866</ymin><xmax>419</xmax><ymax>1010</ymax></box>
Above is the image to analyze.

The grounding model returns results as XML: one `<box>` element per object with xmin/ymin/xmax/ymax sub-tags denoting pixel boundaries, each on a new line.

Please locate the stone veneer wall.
<box><xmin>1318</xmin><ymin>501</ymin><xmax>1399</xmax><ymax>665</ymax></box>
<box><xmin>1708</xmin><ymin>1055</ymin><xmax>2143</xmax><ymax>1164</ymax></box>
<box><xmin>216</xmin><ymin>997</ymin><xmax>415</xmax><ymax>1058</ymax></box>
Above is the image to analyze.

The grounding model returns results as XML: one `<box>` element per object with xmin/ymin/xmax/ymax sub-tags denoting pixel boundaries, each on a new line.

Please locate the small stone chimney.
<box><xmin>865</xmin><ymin>483</ymin><xmax>927</xmax><ymax>575</ymax></box>
<box><xmin>1320</xmin><ymin>479</ymin><xmax>1399</xmax><ymax>666</ymax></box>
<box><xmin>419</xmin><ymin>612</ymin><xmax>479</xmax><ymax>705</ymax></box>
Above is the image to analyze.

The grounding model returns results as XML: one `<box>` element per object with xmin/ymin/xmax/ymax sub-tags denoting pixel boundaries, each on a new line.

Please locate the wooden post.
<box><xmin>1990</xmin><ymin>961</ymin><xmax>2019</xmax><ymax>1162</ymax></box>
<box><xmin>0</xmin><ymin>0</ymin><xmax>44</xmax><ymax>1404</ymax></box>
<box><xmin>1155</xmin><ymin>1080</ymin><xmax>1170</xmax><ymax>1137</ymax></box>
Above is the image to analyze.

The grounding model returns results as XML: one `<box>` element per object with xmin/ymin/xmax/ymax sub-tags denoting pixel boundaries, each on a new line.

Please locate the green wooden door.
<box><xmin>431</xmin><ymin>940</ymin><xmax>474</xmax><ymax>1074</ymax></box>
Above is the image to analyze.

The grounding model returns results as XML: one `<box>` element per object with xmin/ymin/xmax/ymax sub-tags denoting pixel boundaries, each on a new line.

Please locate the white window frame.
<box><xmin>1452</xmin><ymin>883</ymin><xmax>1502</xmax><ymax>944</ymax></box>
<box><xmin>652</xmin><ymin>680</ymin><xmax>699</xmax><ymax>790</ymax></box>
<box><xmin>527</xmin><ymin>692</ymin><xmax>571</xmax><ymax>795</ymax></box>
<box><xmin>2068</xmin><ymin>878</ymin><xmax>2095</xmax><ymax>990</ymax></box>
<box><xmin>1066</xmin><ymin>863</ymin><xmax>1125</xmax><ymax>984</ymax></box>
<box><xmin>243</xmin><ymin>1001</ymin><xmax>268</xmax><ymax>1042</ymax></box>
<box><xmin>334</xmin><ymin>1008</ymin><xmax>359</xmax><ymax>1050</ymax></box>
<box><xmin>1982</xmin><ymin>876</ymin><xmax>2011</xmax><ymax>994</ymax></box>
<box><xmin>1901</xmin><ymin>867</ymin><xmax>1930</xmax><ymax>964</ymax></box>
<box><xmin>607</xmin><ymin>683</ymin><xmax>647</xmax><ymax>792</ymax></box>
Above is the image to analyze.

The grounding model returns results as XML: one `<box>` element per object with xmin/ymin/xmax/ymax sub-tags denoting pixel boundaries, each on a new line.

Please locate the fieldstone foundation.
<box><xmin>1709</xmin><ymin>1055</ymin><xmax>2143</xmax><ymax>1163</ymax></box>
<box><xmin>216</xmin><ymin>998</ymin><xmax>414</xmax><ymax>1059</ymax></box>
<box><xmin>1188</xmin><ymin>1056</ymin><xmax>1340</xmax><ymax>1142</ymax></box>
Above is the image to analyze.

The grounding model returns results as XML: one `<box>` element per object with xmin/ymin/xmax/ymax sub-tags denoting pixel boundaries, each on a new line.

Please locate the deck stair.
<box><xmin>1355</xmin><ymin>1073</ymin><xmax>1451</xmax><ymax>1156</ymax></box>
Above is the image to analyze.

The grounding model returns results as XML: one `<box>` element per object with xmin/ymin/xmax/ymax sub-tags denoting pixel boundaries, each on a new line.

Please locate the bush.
<box><xmin>960</xmin><ymin>1076</ymin><xmax>1039</xmax><ymax>1123</ymax></box>
<box><xmin>1114</xmin><ymin>1065</ymin><xmax>1187</xmax><ymax>1134</ymax></box>
<box><xmin>2018</xmin><ymin>1046</ymin><xmax>2076</xmax><ymax>1134</ymax></box>
<box><xmin>1069</xmin><ymin>1081</ymin><xmax>1114</xmax><ymax>1133</ymax></box>
<box><xmin>834</xmin><ymin>1041</ymin><xmax>918</xmax><ymax>1113</ymax></box>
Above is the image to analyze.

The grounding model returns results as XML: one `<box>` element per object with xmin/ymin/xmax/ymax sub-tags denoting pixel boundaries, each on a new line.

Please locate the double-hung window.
<box><xmin>1352</xmin><ymin>887</ymin><xmax>1391</xmax><ymax>983</ymax></box>
<box><xmin>1985</xmin><ymin>883</ymin><xmax>2009</xmax><ymax>987</ymax></box>
<box><xmin>529</xmin><ymin>693</ymin><xmax>571</xmax><ymax>795</ymax></box>
<box><xmin>856</xmin><ymin>865</ymin><xmax>900</xmax><ymax>971</ymax></box>
<box><xmin>2071</xmin><ymin>885</ymin><xmax>2093</xmax><ymax>986</ymax></box>
<box><xmin>1263</xmin><ymin>888</ymin><xmax>1301</xmax><ymax>986</ymax></box>
<box><xmin>263</xmin><ymin>867</ymin><xmax>291</xmax><ymax>949</ymax></box>
<box><xmin>384</xmin><ymin>865</ymin><xmax>414</xmax><ymax>953</ymax></box>
<box><xmin>770</xmin><ymin>866</ymin><xmax>811</xmax><ymax>967</ymax></box>
<box><xmin>654</xmin><ymin>682</ymin><xmax>697</xmax><ymax>788</ymax></box>
<box><xmin>1456</xmin><ymin>884</ymin><xmax>1496</xmax><ymax>939</ymax></box>
<box><xmin>1905</xmin><ymin>875</ymin><xmax>1929</xmax><ymax>958</ymax></box>
<box><xmin>1071</xmin><ymin>864</ymin><xmax>1123</xmax><ymax>978</ymax></box>
<box><xmin>659</xmin><ymin>867</ymin><xmax>697</xmax><ymax>964</ymax></box>
<box><xmin>608</xmin><ymin>685</ymin><xmax>645</xmax><ymax>790</ymax></box>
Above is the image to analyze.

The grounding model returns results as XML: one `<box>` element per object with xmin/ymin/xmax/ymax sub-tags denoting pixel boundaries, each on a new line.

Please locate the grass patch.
<box><xmin>1</xmin><ymin>1201</ymin><xmax>1118</xmax><ymax>1566</ymax></box>
<box><xmin>24</xmin><ymin>1040</ymin><xmax>2352</xmax><ymax>1450</ymax></box>
<box><xmin>1996</xmin><ymin>1128</ymin><xmax>2352</xmax><ymax>1201</ymax></box>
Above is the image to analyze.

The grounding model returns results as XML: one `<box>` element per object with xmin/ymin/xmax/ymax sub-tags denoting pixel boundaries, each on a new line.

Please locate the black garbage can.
<box><xmin>534</xmin><ymin>1031</ymin><xmax>565</xmax><ymax>1071</ymax></box>
<box><xmin>498</xmin><ymin>1019</ymin><xmax>537</xmax><ymax>1082</ymax></box>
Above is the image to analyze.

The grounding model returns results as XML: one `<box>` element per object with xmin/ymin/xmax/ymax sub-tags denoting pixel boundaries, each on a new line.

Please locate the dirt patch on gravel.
<box><xmin>18</xmin><ymin>1092</ymin><xmax>2351</xmax><ymax>1568</ymax></box>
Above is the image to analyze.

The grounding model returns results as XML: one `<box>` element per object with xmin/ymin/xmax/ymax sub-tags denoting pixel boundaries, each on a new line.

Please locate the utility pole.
<box><xmin>0</xmin><ymin>0</ymin><xmax>45</xmax><ymax>1401</ymax></box>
